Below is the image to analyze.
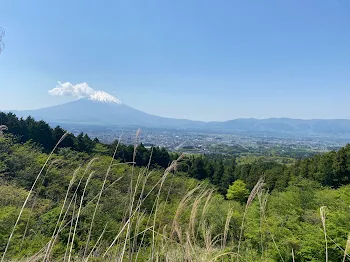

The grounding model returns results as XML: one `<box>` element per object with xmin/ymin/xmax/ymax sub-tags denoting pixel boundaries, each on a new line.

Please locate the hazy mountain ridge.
<box><xmin>8</xmin><ymin>98</ymin><xmax>350</xmax><ymax>137</ymax></box>
<box><xmin>210</xmin><ymin>118</ymin><xmax>350</xmax><ymax>136</ymax></box>
<box><xmin>11</xmin><ymin>98</ymin><xmax>204</xmax><ymax>128</ymax></box>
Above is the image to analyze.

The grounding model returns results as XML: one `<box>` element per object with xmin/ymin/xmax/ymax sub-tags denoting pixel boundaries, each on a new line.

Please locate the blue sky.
<box><xmin>0</xmin><ymin>0</ymin><xmax>350</xmax><ymax>121</ymax></box>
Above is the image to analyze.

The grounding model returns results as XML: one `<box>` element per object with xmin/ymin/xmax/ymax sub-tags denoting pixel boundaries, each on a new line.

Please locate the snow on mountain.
<box><xmin>9</xmin><ymin>98</ymin><xmax>202</xmax><ymax>129</ymax></box>
<box><xmin>48</xmin><ymin>81</ymin><xmax>122</xmax><ymax>104</ymax></box>
<box><xmin>88</xmin><ymin>91</ymin><xmax>122</xmax><ymax>104</ymax></box>
<box><xmin>7</xmin><ymin>97</ymin><xmax>350</xmax><ymax>137</ymax></box>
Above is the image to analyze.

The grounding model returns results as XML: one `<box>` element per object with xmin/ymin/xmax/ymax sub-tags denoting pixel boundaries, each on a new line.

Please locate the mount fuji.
<box><xmin>7</xmin><ymin>91</ymin><xmax>350</xmax><ymax>138</ymax></box>
<box><xmin>11</xmin><ymin>94</ymin><xmax>204</xmax><ymax>129</ymax></box>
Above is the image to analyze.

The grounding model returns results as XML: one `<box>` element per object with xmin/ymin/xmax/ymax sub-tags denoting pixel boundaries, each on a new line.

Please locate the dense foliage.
<box><xmin>1</xmin><ymin>112</ymin><xmax>350</xmax><ymax>261</ymax></box>
<box><xmin>3</xmin><ymin>112</ymin><xmax>350</xmax><ymax>194</ymax></box>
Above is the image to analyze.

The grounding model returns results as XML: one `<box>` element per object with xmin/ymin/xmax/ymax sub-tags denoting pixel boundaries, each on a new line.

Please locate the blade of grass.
<box><xmin>1</xmin><ymin>132</ymin><xmax>68</xmax><ymax>262</ymax></box>
<box><xmin>320</xmin><ymin>206</ymin><xmax>328</xmax><ymax>262</ymax></box>
<box><xmin>83</xmin><ymin>134</ymin><xmax>122</xmax><ymax>259</ymax></box>
<box><xmin>68</xmin><ymin>171</ymin><xmax>95</xmax><ymax>262</ymax></box>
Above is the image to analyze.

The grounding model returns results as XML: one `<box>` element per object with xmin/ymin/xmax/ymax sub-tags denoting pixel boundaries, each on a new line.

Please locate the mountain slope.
<box><xmin>8</xmin><ymin>99</ymin><xmax>350</xmax><ymax>137</ymax></box>
<box><xmin>12</xmin><ymin>98</ymin><xmax>204</xmax><ymax>128</ymax></box>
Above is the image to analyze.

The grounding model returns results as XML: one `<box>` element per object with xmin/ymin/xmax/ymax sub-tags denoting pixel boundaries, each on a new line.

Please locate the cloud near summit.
<box><xmin>48</xmin><ymin>81</ymin><xmax>122</xmax><ymax>104</ymax></box>
<box><xmin>48</xmin><ymin>81</ymin><xmax>95</xmax><ymax>98</ymax></box>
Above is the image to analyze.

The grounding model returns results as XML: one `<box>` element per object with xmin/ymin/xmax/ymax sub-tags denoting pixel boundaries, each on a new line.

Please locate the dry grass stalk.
<box><xmin>68</xmin><ymin>171</ymin><xmax>95</xmax><ymax>262</ymax></box>
<box><xmin>129</xmin><ymin>156</ymin><xmax>154</xmax><ymax>257</ymax></box>
<box><xmin>195</xmin><ymin>189</ymin><xmax>214</xmax><ymax>240</ymax></box>
<box><xmin>64</xmin><ymin>194</ymin><xmax>77</xmax><ymax>262</ymax></box>
<box><xmin>19</xmin><ymin>197</ymin><xmax>36</xmax><ymax>251</ymax></box>
<box><xmin>44</xmin><ymin>167</ymin><xmax>80</xmax><ymax>261</ymax></box>
<box><xmin>134</xmin><ymin>128</ymin><xmax>141</xmax><ymax>151</ymax></box>
<box><xmin>119</xmin><ymin>129</ymin><xmax>141</xmax><ymax>260</ymax></box>
<box><xmin>1</xmin><ymin>132</ymin><xmax>68</xmax><ymax>262</ymax></box>
<box><xmin>103</xmin><ymin>169</ymin><xmax>177</xmax><ymax>257</ymax></box>
<box><xmin>134</xmin><ymin>171</ymin><xmax>156</xmax><ymax>261</ymax></box>
<box><xmin>247</xmin><ymin>177</ymin><xmax>265</xmax><ymax>208</ymax></box>
<box><xmin>202</xmin><ymin>223</ymin><xmax>212</xmax><ymax>252</ymax></box>
<box><xmin>51</xmin><ymin>159</ymin><xmax>98</xmax><ymax>255</ymax></box>
<box><xmin>237</xmin><ymin>177</ymin><xmax>265</xmax><ymax>261</ymax></box>
<box><xmin>320</xmin><ymin>206</ymin><xmax>328</xmax><ymax>262</ymax></box>
<box><xmin>189</xmin><ymin>190</ymin><xmax>208</xmax><ymax>241</ymax></box>
<box><xmin>185</xmin><ymin>231</ymin><xmax>195</xmax><ymax>261</ymax></box>
<box><xmin>201</xmin><ymin>190</ymin><xmax>214</xmax><ymax>220</ymax></box>
<box><xmin>85</xmin><ymin>222</ymin><xmax>109</xmax><ymax>261</ymax></box>
<box><xmin>172</xmin><ymin>185</ymin><xmax>201</xmax><ymax>242</ymax></box>
<box><xmin>83</xmin><ymin>135</ymin><xmax>122</xmax><ymax>259</ymax></box>
<box><xmin>342</xmin><ymin>233</ymin><xmax>350</xmax><ymax>262</ymax></box>
<box><xmin>32</xmin><ymin>168</ymin><xmax>86</xmax><ymax>261</ymax></box>
<box><xmin>135</xmin><ymin>173</ymin><xmax>170</xmax><ymax>261</ymax></box>
<box><xmin>41</xmin><ymin>158</ymin><xmax>63</xmax><ymax>186</ymax></box>
<box><xmin>28</xmin><ymin>194</ymin><xmax>76</xmax><ymax>262</ymax></box>
<box><xmin>258</xmin><ymin>188</ymin><xmax>269</xmax><ymax>259</ymax></box>
<box><xmin>223</xmin><ymin>208</ymin><xmax>234</xmax><ymax>249</ymax></box>
<box><xmin>8</xmin><ymin>132</ymin><xmax>260</xmax><ymax>261</ymax></box>
<box><xmin>103</xmin><ymin>155</ymin><xmax>183</xmax><ymax>259</ymax></box>
<box><xmin>127</xmin><ymin>166</ymin><xmax>149</xmax><ymax>257</ymax></box>
<box><xmin>151</xmin><ymin>157</ymin><xmax>182</xmax><ymax>260</ymax></box>
<box><xmin>211</xmin><ymin>234</ymin><xmax>224</xmax><ymax>249</ymax></box>
<box><xmin>28</xmin><ymin>175</ymin><xmax>125</xmax><ymax>261</ymax></box>
<box><xmin>121</xmin><ymin>169</ymin><xmax>146</xmax><ymax>261</ymax></box>
<box><xmin>131</xmin><ymin>211</ymin><xmax>146</xmax><ymax>256</ymax></box>
<box><xmin>130</xmin><ymin>177</ymin><xmax>236</xmax><ymax>262</ymax></box>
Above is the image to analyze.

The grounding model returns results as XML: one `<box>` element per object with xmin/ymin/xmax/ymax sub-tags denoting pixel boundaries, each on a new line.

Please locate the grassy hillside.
<box><xmin>1</xmin><ymin>115</ymin><xmax>350</xmax><ymax>261</ymax></box>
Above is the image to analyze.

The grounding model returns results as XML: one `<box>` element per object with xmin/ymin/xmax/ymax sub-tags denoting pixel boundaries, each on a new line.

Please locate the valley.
<box><xmin>61</xmin><ymin>123</ymin><xmax>344</xmax><ymax>157</ymax></box>
<box><xmin>1</xmin><ymin>112</ymin><xmax>350</xmax><ymax>261</ymax></box>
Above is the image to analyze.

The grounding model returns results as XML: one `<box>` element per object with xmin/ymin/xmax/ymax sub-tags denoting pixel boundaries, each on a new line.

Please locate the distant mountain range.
<box><xmin>8</xmin><ymin>98</ymin><xmax>350</xmax><ymax>138</ymax></box>
<box><xmin>11</xmin><ymin>98</ymin><xmax>204</xmax><ymax>129</ymax></box>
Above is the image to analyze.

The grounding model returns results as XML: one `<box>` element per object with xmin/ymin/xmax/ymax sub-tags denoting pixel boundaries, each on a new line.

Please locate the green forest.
<box><xmin>1</xmin><ymin>112</ymin><xmax>350</xmax><ymax>261</ymax></box>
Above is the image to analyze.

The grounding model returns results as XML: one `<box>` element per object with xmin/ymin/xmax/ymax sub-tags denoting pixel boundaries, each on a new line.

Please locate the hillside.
<box><xmin>1</xmin><ymin>113</ymin><xmax>350</xmax><ymax>261</ymax></box>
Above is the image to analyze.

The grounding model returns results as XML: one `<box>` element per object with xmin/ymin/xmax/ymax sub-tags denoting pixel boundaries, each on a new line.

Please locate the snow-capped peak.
<box><xmin>88</xmin><ymin>91</ymin><xmax>122</xmax><ymax>104</ymax></box>
<box><xmin>49</xmin><ymin>82</ymin><xmax>122</xmax><ymax>104</ymax></box>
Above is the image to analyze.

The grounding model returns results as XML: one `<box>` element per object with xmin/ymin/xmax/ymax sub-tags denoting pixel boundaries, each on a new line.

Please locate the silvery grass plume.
<box><xmin>102</xmin><ymin>155</ymin><xmax>184</xmax><ymax>258</ymax></box>
<box><xmin>83</xmin><ymin>134</ymin><xmax>122</xmax><ymax>259</ymax></box>
<box><xmin>68</xmin><ymin>170</ymin><xmax>95</xmax><ymax>262</ymax></box>
<box><xmin>342</xmin><ymin>233</ymin><xmax>350</xmax><ymax>262</ymax></box>
<box><xmin>258</xmin><ymin>188</ymin><xmax>269</xmax><ymax>258</ymax></box>
<box><xmin>28</xmin><ymin>174</ymin><xmax>126</xmax><ymax>261</ymax></box>
<box><xmin>237</xmin><ymin>177</ymin><xmax>265</xmax><ymax>261</ymax></box>
<box><xmin>0</xmin><ymin>125</ymin><xmax>8</xmax><ymax>137</ymax></box>
<box><xmin>320</xmin><ymin>206</ymin><xmax>328</xmax><ymax>262</ymax></box>
<box><xmin>44</xmin><ymin>167</ymin><xmax>80</xmax><ymax>261</ymax></box>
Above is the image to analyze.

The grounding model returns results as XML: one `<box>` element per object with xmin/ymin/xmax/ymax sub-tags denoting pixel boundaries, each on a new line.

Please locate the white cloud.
<box><xmin>48</xmin><ymin>81</ymin><xmax>94</xmax><ymax>98</ymax></box>
<box><xmin>48</xmin><ymin>81</ymin><xmax>122</xmax><ymax>104</ymax></box>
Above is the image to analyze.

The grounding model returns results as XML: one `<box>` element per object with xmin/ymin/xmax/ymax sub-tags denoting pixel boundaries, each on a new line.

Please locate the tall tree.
<box><xmin>226</xmin><ymin>179</ymin><xmax>249</xmax><ymax>203</ymax></box>
<box><xmin>221</xmin><ymin>158</ymin><xmax>236</xmax><ymax>190</ymax></box>
<box><xmin>212</xmin><ymin>160</ymin><xmax>224</xmax><ymax>185</ymax></box>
